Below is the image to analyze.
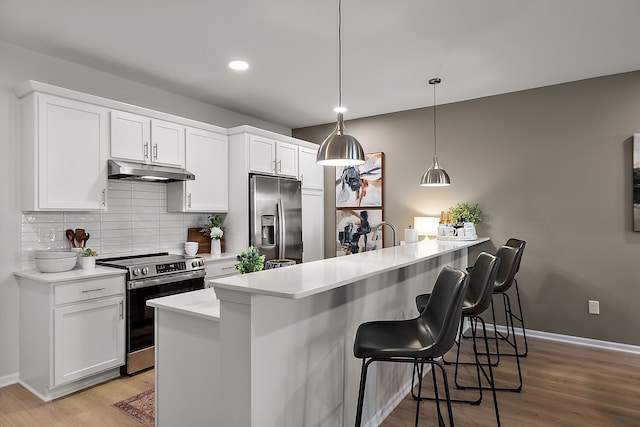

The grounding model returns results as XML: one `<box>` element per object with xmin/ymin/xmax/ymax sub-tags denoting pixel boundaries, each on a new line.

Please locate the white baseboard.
<box><xmin>0</xmin><ymin>372</ymin><xmax>19</xmax><ymax>388</ymax></box>
<box><xmin>492</xmin><ymin>325</ymin><xmax>640</xmax><ymax>355</ymax></box>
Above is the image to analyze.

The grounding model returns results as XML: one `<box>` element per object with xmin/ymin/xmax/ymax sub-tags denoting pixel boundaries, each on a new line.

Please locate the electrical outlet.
<box><xmin>588</xmin><ymin>300</ymin><xmax>600</xmax><ymax>315</ymax></box>
<box><xmin>38</xmin><ymin>227</ymin><xmax>56</xmax><ymax>243</ymax></box>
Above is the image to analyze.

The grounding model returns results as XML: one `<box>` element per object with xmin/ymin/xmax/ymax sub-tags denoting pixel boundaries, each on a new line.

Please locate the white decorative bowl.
<box><xmin>35</xmin><ymin>250</ymin><xmax>77</xmax><ymax>259</ymax></box>
<box><xmin>35</xmin><ymin>256</ymin><xmax>77</xmax><ymax>273</ymax></box>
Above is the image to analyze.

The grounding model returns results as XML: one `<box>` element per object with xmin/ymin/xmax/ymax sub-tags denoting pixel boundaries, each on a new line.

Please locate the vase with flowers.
<box><xmin>201</xmin><ymin>214</ymin><xmax>225</xmax><ymax>254</ymax></box>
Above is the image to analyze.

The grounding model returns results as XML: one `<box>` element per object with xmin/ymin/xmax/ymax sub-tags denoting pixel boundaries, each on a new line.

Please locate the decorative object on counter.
<box><xmin>265</xmin><ymin>259</ymin><xmax>296</xmax><ymax>269</ymax></box>
<box><xmin>79</xmin><ymin>248</ymin><xmax>98</xmax><ymax>269</ymax></box>
<box><xmin>34</xmin><ymin>250</ymin><xmax>77</xmax><ymax>273</ymax></box>
<box><xmin>336</xmin><ymin>209</ymin><xmax>383</xmax><ymax>255</ymax></box>
<box><xmin>235</xmin><ymin>246</ymin><xmax>265</xmax><ymax>274</ymax></box>
<box><xmin>200</xmin><ymin>214</ymin><xmax>226</xmax><ymax>253</ymax></box>
<box><xmin>184</xmin><ymin>242</ymin><xmax>199</xmax><ymax>256</ymax></box>
<box><xmin>420</xmin><ymin>78</ymin><xmax>451</xmax><ymax>187</ymax></box>
<box><xmin>210</xmin><ymin>227</ymin><xmax>223</xmax><ymax>255</ymax></box>
<box><xmin>336</xmin><ymin>152</ymin><xmax>384</xmax><ymax>207</ymax></box>
<box><xmin>316</xmin><ymin>0</ymin><xmax>365</xmax><ymax>167</ymax></box>
<box><xmin>414</xmin><ymin>216</ymin><xmax>440</xmax><ymax>239</ymax></box>
<box><xmin>448</xmin><ymin>202</ymin><xmax>482</xmax><ymax>225</ymax></box>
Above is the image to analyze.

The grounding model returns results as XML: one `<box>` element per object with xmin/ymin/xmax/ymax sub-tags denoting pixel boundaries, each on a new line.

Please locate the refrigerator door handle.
<box><xmin>277</xmin><ymin>199</ymin><xmax>285</xmax><ymax>259</ymax></box>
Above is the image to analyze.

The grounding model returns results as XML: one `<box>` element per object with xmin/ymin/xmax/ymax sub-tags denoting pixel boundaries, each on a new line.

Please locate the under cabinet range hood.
<box><xmin>108</xmin><ymin>159</ymin><xmax>195</xmax><ymax>182</ymax></box>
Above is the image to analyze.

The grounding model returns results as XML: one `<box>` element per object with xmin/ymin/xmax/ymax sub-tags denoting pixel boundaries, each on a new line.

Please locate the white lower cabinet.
<box><xmin>204</xmin><ymin>256</ymin><xmax>238</xmax><ymax>284</ymax></box>
<box><xmin>17</xmin><ymin>273</ymin><xmax>126</xmax><ymax>402</ymax></box>
<box><xmin>53</xmin><ymin>295</ymin><xmax>124</xmax><ymax>387</ymax></box>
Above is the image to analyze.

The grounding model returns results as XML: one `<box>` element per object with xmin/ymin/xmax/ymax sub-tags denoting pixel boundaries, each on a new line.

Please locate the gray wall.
<box><xmin>0</xmin><ymin>40</ymin><xmax>289</xmax><ymax>383</ymax></box>
<box><xmin>293</xmin><ymin>70</ymin><xmax>640</xmax><ymax>346</ymax></box>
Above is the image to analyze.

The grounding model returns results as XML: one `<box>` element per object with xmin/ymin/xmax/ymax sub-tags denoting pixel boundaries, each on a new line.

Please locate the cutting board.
<box><xmin>187</xmin><ymin>228</ymin><xmax>210</xmax><ymax>254</ymax></box>
<box><xmin>187</xmin><ymin>228</ymin><xmax>226</xmax><ymax>253</ymax></box>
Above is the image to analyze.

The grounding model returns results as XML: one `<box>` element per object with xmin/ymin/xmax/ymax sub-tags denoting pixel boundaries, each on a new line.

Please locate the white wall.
<box><xmin>0</xmin><ymin>40</ymin><xmax>290</xmax><ymax>384</ymax></box>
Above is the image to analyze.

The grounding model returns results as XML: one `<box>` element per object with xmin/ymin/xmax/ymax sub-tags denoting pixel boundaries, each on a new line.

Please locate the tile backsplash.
<box><xmin>21</xmin><ymin>180</ymin><xmax>210</xmax><ymax>269</ymax></box>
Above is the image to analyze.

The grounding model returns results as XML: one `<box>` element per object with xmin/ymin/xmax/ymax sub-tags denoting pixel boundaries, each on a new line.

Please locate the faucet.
<box><xmin>370</xmin><ymin>221</ymin><xmax>397</xmax><ymax>247</ymax></box>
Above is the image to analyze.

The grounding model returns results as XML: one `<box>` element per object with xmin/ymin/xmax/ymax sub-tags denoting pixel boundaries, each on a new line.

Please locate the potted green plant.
<box><xmin>448</xmin><ymin>202</ymin><xmax>482</xmax><ymax>225</ymax></box>
<box><xmin>79</xmin><ymin>248</ymin><xmax>98</xmax><ymax>269</ymax></box>
<box><xmin>235</xmin><ymin>246</ymin><xmax>265</xmax><ymax>274</ymax></box>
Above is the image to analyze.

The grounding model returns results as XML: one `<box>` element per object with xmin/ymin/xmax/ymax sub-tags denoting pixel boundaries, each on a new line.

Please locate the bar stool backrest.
<box><xmin>504</xmin><ymin>238</ymin><xmax>526</xmax><ymax>275</ymax></box>
<box><xmin>464</xmin><ymin>252</ymin><xmax>501</xmax><ymax>315</ymax></box>
<box><xmin>494</xmin><ymin>245</ymin><xmax>520</xmax><ymax>293</ymax></box>
<box><xmin>421</xmin><ymin>266</ymin><xmax>469</xmax><ymax>356</ymax></box>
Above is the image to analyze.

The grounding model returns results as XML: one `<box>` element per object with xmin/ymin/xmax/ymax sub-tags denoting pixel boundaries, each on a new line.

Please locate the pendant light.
<box><xmin>316</xmin><ymin>0</ymin><xmax>365</xmax><ymax>166</ymax></box>
<box><xmin>420</xmin><ymin>78</ymin><xmax>451</xmax><ymax>186</ymax></box>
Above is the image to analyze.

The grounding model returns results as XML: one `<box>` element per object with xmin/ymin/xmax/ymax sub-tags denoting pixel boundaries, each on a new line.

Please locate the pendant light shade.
<box><xmin>420</xmin><ymin>78</ymin><xmax>451</xmax><ymax>186</ymax></box>
<box><xmin>316</xmin><ymin>0</ymin><xmax>365</xmax><ymax>167</ymax></box>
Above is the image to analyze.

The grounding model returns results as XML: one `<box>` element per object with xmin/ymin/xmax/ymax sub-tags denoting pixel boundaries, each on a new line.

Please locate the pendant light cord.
<box><xmin>338</xmin><ymin>0</ymin><xmax>343</xmax><ymax>110</ymax></box>
<box><xmin>433</xmin><ymin>81</ymin><xmax>437</xmax><ymax>158</ymax></box>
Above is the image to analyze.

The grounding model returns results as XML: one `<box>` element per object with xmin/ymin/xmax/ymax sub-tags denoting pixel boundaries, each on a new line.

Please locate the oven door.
<box><xmin>126</xmin><ymin>269</ymin><xmax>205</xmax><ymax>374</ymax></box>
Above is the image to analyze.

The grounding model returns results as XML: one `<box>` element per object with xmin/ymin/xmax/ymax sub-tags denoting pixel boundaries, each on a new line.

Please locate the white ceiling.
<box><xmin>1</xmin><ymin>0</ymin><xmax>640</xmax><ymax>129</ymax></box>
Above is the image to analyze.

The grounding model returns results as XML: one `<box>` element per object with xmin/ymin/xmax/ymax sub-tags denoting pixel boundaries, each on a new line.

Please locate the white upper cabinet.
<box><xmin>20</xmin><ymin>93</ymin><xmax>109</xmax><ymax>211</ymax></box>
<box><xmin>298</xmin><ymin>146</ymin><xmax>324</xmax><ymax>190</ymax></box>
<box><xmin>167</xmin><ymin>127</ymin><xmax>228</xmax><ymax>212</ymax></box>
<box><xmin>248</xmin><ymin>135</ymin><xmax>298</xmax><ymax>178</ymax></box>
<box><xmin>110</xmin><ymin>111</ymin><xmax>184</xmax><ymax>167</ymax></box>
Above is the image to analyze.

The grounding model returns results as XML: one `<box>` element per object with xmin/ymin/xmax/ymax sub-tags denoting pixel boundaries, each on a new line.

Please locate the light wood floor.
<box><xmin>0</xmin><ymin>337</ymin><xmax>639</xmax><ymax>426</ymax></box>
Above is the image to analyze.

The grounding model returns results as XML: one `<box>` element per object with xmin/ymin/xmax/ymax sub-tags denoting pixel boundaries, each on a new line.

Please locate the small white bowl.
<box><xmin>184</xmin><ymin>245</ymin><xmax>198</xmax><ymax>256</ymax></box>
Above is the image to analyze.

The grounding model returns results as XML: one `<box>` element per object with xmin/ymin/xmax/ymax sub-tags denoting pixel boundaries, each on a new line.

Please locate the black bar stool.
<box><xmin>499</xmin><ymin>238</ymin><xmax>528</xmax><ymax>357</ymax></box>
<box><xmin>414</xmin><ymin>252</ymin><xmax>502</xmax><ymax>426</ymax></box>
<box><xmin>353</xmin><ymin>266</ymin><xmax>469</xmax><ymax>427</ymax></box>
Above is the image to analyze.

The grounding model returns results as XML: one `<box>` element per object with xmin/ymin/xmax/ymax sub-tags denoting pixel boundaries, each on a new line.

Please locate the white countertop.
<box><xmin>147</xmin><ymin>288</ymin><xmax>220</xmax><ymax>321</ymax></box>
<box><xmin>14</xmin><ymin>266</ymin><xmax>126</xmax><ymax>283</ymax></box>
<box><xmin>211</xmin><ymin>237</ymin><xmax>490</xmax><ymax>300</ymax></box>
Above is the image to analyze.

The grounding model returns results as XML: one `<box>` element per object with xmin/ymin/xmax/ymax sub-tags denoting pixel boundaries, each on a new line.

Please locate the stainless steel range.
<box><xmin>97</xmin><ymin>252</ymin><xmax>206</xmax><ymax>374</ymax></box>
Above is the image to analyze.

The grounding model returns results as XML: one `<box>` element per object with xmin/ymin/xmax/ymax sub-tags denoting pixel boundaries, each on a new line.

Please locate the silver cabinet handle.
<box><xmin>101</xmin><ymin>188</ymin><xmax>106</xmax><ymax>206</ymax></box>
<box><xmin>300</xmin><ymin>173</ymin><xmax>304</xmax><ymax>184</ymax></box>
<box><xmin>221</xmin><ymin>266</ymin><xmax>235</xmax><ymax>271</ymax></box>
<box><xmin>119</xmin><ymin>301</ymin><xmax>123</xmax><ymax>319</ymax></box>
<box><xmin>154</xmin><ymin>144</ymin><xmax>158</xmax><ymax>160</ymax></box>
<box><xmin>144</xmin><ymin>142</ymin><xmax>149</xmax><ymax>159</ymax></box>
<box><xmin>188</xmin><ymin>193</ymin><xmax>192</xmax><ymax>208</ymax></box>
<box><xmin>82</xmin><ymin>287</ymin><xmax>106</xmax><ymax>293</ymax></box>
<box><xmin>278</xmin><ymin>160</ymin><xmax>282</xmax><ymax>172</ymax></box>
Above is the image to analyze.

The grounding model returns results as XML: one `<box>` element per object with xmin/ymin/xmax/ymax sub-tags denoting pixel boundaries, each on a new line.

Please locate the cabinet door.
<box><xmin>151</xmin><ymin>119</ymin><xmax>185</xmax><ymax>167</ymax></box>
<box><xmin>276</xmin><ymin>141</ymin><xmax>298</xmax><ymax>178</ymax></box>
<box><xmin>185</xmin><ymin>128</ymin><xmax>228</xmax><ymax>212</ymax></box>
<box><xmin>110</xmin><ymin>110</ymin><xmax>149</xmax><ymax>162</ymax></box>
<box><xmin>38</xmin><ymin>94</ymin><xmax>108</xmax><ymax>210</ymax></box>
<box><xmin>302</xmin><ymin>189</ymin><xmax>324</xmax><ymax>262</ymax></box>
<box><xmin>248</xmin><ymin>135</ymin><xmax>276</xmax><ymax>174</ymax></box>
<box><xmin>298</xmin><ymin>147</ymin><xmax>323</xmax><ymax>190</ymax></box>
<box><xmin>53</xmin><ymin>295</ymin><xmax>125</xmax><ymax>387</ymax></box>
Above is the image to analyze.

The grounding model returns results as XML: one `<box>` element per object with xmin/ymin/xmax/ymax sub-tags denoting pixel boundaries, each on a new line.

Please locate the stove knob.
<box><xmin>198</xmin><ymin>259</ymin><xmax>205</xmax><ymax>267</ymax></box>
<box><xmin>141</xmin><ymin>267</ymin><xmax>149</xmax><ymax>275</ymax></box>
<box><xmin>192</xmin><ymin>261</ymin><xmax>198</xmax><ymax>268</ymax></box>
<box><xmin>132</xmin><ymin>268</ymin><xmax>140</xmax><ymax>276</ymax></box>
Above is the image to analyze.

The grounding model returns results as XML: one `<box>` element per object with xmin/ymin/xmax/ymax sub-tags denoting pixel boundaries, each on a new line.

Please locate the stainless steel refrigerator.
<box><xmin>249</xmin><ymin>174</ymin><xmax>303</xmax><ymax>264</ymax></box>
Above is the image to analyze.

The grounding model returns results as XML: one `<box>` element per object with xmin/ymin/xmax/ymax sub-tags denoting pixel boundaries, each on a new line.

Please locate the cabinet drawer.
<box><xmin>205</xmin><ymin>259</ymin><xmax>237</xmax><ymax>279</ymax></box>
<box><xmin>54</xmin><ymin>277</ymin><xmax>125</xmax><ymax>306</ymax></box>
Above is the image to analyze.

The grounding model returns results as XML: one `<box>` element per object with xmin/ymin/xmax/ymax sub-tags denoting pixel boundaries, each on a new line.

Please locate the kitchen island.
<box><xmin>148</xmin><ymin>237</ymin><xmax>489</xmax><ymax>427</ymax></box>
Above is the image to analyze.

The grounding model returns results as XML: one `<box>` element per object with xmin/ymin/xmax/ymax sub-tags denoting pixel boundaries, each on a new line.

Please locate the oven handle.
<box><xmin>127</xmin><ymin>269</ymin><xmax>206</xmax><ymax>290</ymax></box>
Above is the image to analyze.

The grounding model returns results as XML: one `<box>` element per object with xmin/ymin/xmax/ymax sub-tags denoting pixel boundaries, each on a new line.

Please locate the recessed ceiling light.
<box><xmin>333</xmin><ymin>106</ymin><xmax>347</xmax><ymax>113</ymax></box>
<box><xmin>229</xmin><ymin>60</ymin><xmax>249</xmax><ymax>71</ymax></box>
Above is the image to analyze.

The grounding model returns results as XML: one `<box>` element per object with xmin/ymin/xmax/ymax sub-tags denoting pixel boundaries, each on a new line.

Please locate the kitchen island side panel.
<box><xmin>218</xmin><ymin>249</ymin><xmax>466</xmax><ymax>427</ymax></box>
